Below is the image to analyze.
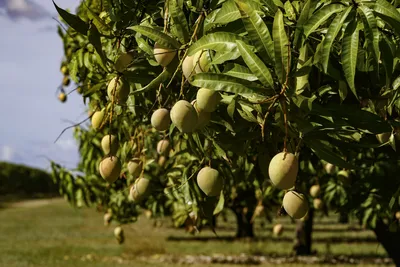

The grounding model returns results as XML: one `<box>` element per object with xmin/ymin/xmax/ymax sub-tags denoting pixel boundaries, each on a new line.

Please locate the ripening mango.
<box><xmin>107</xmin><ymin>77</ymin><xmax>130</xmax><ymax>104</ymax></box>
<box><xmin>101</xmin><ymin>134</ymin><xmax>119</xmax><ymax>155</ymax></box>
<box><xmin>154</xmin><ymin>43</ymin><xmax>176</xmax><ymax>67</ymax></box>
<box><xmin>196</xmin><ymin>88</ymin><xmax>221</xmax><ymax>113</ymax></box>
<box><xmin>151</xmin><ymin>108</ymin><xmax>171</xmax><ymax>131</ymax></box>
<box><xmin>170</xmin><ymin>100</ymin><xmax>198</xmax><ymax>133</ymax></box>
<box><xmin>282</xmin><ymin>191</ymin><xmax>309</xmax><ymax>219</ymax></box>
<box><xmin>309</xmin><ymin>185</ymin><xmax>321</xmax><ymax>198</ymax></box>
<box><xmin>99</xmin><ymin>156</ymin><xmax>122</xmax><ymax>183</ymax></box>
<box><xmin>268</xmin><ymin>152</ymin><xmax>298</xmax><ymax>190</ymax></box>
<box><xmin>197</xmin><ymin>166</ymin><xmax>223</xmax><ymax>197</ymax></box>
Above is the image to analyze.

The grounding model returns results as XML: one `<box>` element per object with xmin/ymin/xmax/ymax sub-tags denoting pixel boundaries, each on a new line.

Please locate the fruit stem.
<box><xmin>109</xmin><ymin>76</ymin><xmax>120</xmax><ymax>151</ymax></box>
<box><xmin>281</xmin><ymin>97</ymin><xmax>288</xmax><ymax>153</ymax></box>
<box><xmin>294</xmin><ymin>138</ymin><xmax>302</xmax><ymax>156</ymax></box>
<box><xmin>261</xmin><ymin>95</ymin><xmax>279</xmax><ymax>141</ymax></box>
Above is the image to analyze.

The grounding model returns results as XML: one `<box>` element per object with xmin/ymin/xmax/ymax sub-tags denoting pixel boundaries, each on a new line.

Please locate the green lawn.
<box><xmin>0</xmin><ymin>198</ymin><xmax>393</xmax><ymax>267</ymax></box>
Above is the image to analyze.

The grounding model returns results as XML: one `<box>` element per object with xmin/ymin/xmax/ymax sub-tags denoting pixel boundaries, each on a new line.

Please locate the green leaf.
<box><xmin>88</xmin><ymin>25</ymin><xmax>109</xmax><ymax>72</ymax></box>
<box><xmin>342</xmin><ymin>20</ymin><xmax>359</xmax><ymax>99</ymax></box>
<box><xmin>321</xmin><ymin>7</ymin><xmax>353</xmax><ymax>73</ymax></box>
<box><xmin>53</xmin><ymin>1</ymin><xmax>89</xmax><ymax>35</ymax></box>
<box><xmin>284</xmin><ymin>1</ymin><xmax>296</xmax><ymax>21</ymax></box>
<box><xmin>272</xmin><ymin>0</ymin><xmax>284</xmax><ymax>8</ymax></box>
<box><xmin>374</xmin><ymin>0</ymin><xmax>400</xmax><ymax>24</ymax></box>
<box><xmin>237</xmin><ymin>107</ymin><xmax>258</xmax><ymax>123</ymax></box>
<box><xmin>236</xmin><ymin>40</ymin><xmax>274</xmax><ymax>88</ymax></box>
<box><xmin>304</xmin><ymin>139</ymin><xmax>356</xmax><ymax>170</ymax></box>
<box><xmin>213</xmin><ymin>191</ymin><xmax>225</xmax><ymax>215</ymax></box>
<box><xmin>136</xmin><ymin>36</ymin><xmax>154</xmax><ymax>57</ymax></box>
<box><xmin>169</xmin><ymin>0</ymin><xmax>190</xmax><ymax>44</ymax></box>
<box><xmin>273</xmin><ymin>9</ymin><xmax>289</xmax><ymax>84</ymax></box>
<box><xmin>187</xmin><ymin>32</ymin><xmax>247</xmax><ymax>56</ymax></box>
<box><xmin>129</xmin><ymin>25</ymin><xmax>181</xmax><ymax>49</ymax></box>
<box><xmin>133</xmin><ymin>69</ymin><xmax>170</xmax><ymax>94</ymax></box>
<box><xmin>389</xmin><ymin>133</ymin><xmax>397</xmax><ymax>152</ymax></box>
<box><xmin>312</xmin><ymin>103</ymin><xmax>392</xmax><ymax>134</ymax></box>
<box><xmin>358</xmin><ymin>5</ymin><xmax>380</xmax><ymax>63</ymax></box>
<box><xmin>263</xmin><ymin>0</ymin><xmax>278</xmax><ymax>14</ymax></box>
<box><xmin>212</xmin><ymin>49</ymin><xmax>241</xmax><ymax>64</ymax></box>
<box><xmin>338</xmin><ymin>80</ymin><xmax>348</xmax><ymax>102</ymax></box>
<box><xmin>236</xmin><ymin>0</ymin><xmax>274</xmax><ymax>64</ymax></box>
<box><xmin>68</xmin><ymin>57</ymin><xmax>79</xmax><ymax>82</ymax></box>
<box><xmin>293</xmin><ymin>0</ymin><xmax>312</xmax><ymax>48</ymax></box>
<box><xmin>303</xmin><ymin>3</ymin><xmax>346</xmax><ymax>38</ymax></box>
<box><xmin>83</xmin><ymin>81</ymin><xmax>106</xmax><ymax>97</ymax></box>
<box><xmin>295</xmin><ymin>44</ymin><xmax>310</xmax><ymax>94</ymax></box>
<box><xmin>227</xmin><ymin>97</ymin><xmax>236</xmax><ymax>120</ymax></box>
<box><xmin>191</xmin><ymin>73</ymin><xmax>269</xmax><ymax>96</ymax></box>
<box><xmin>214</xmin><ymin>0</ymin><xmax>241</xmax><ymax>24</ymax></box>
<box><xmin>223</xmin><ymin>63</ymin><xmax>258</xmax><ymax>81</ymax></box>
<box><xmin>84</xmin><ymin>3</ymin><xmax>112</xmax><ymax>36</ymax></box>
<box><xmin>380</xmin><ymin>35</ymin><xmax>394</xmax><ymax>88</ymax></box>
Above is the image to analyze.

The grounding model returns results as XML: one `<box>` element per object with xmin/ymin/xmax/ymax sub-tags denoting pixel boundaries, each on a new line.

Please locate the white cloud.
<box><xmin>0</xmin><ymin>0</ymin><xmax>50</xmax><ymax>21</ymax></box>
<box><xmin>0</xmin><ymin>145</ymin><xmax>14</xmax><ymax>161</ymax></box>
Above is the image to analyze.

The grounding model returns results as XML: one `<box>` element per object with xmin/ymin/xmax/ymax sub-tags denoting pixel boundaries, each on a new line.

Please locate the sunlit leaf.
<box><xmin>236</xmin><ymin>40</ymin><xmax>274</xmax><ymax>88</ymax></box>
<box><xmin>273</xmin><ymin>9</ymin><xmax>289</xmax><ymax>84</ymax></box>
<box><xmin>342</xmin><ymin>20</ymin><xmax>359</xmax><ymax>99</ymax></box>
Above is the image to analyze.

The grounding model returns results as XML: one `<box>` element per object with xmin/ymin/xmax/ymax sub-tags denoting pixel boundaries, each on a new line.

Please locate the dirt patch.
<box><xmin>139</xmin><ymin>254</ymin><xmax>394</xmax><ymax>265</ymax></box>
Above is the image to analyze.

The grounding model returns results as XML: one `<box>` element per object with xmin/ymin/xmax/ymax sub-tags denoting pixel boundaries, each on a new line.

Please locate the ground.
<box><xmin>0</xmin><ymin>198</ymin><xmax>394</xmax><ymax>267</ymax></box>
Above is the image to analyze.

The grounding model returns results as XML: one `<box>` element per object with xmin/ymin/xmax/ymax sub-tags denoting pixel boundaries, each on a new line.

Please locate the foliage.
<box><xmin>52</xmin><ymin>0</ymin><xmax>400</xmax><ymax>235</ymax></box>
<box><xmin>0</xmin><ymin>162</ymin><xmax>57</xmax><ymax>197</ymax></box>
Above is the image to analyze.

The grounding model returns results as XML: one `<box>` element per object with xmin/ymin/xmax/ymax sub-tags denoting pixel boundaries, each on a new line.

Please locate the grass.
<box><xmin>0</xmin><ymin>198</ymin><xmax>393</xmax><ymax>267</ymax></box>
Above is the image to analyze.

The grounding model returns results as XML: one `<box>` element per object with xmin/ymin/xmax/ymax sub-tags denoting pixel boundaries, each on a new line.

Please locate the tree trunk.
<box><xmin>372</xmin><ymin>219</ymin><xmax>400</xmax><ymax>266</ymax></box>
<box><xmin>233</xmin><ymin>207</ymin><xmax>254</xmax><ymax>238</ymax></box>
<box><xmin>338</xmin><ymin>211</ymin><xmax>349</xmax><ymax>224</ymax></box>
<box><xmin>293</xmin><ymin>208</ymin><xmax>314</xmax><ymax>255</ymax></box>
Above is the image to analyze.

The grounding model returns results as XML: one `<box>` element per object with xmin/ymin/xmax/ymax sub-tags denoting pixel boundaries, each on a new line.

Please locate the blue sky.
<box><xmin>0</xmin><ymin>0</ymin><xmax>86</xmax><ymax>171</ymax></box>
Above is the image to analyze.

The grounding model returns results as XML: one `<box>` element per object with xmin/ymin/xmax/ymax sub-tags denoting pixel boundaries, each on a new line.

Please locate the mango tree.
<box><xmin>51</xmin><ymin>0</ymin><xmax>400</xmax><ymax>263</ymax></box>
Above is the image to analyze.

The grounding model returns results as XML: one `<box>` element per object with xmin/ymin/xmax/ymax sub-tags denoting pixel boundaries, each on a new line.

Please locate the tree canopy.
<box><xmin>51</xmin><ymin>0</ymin><xmax>400</xmax><ymax>247</ymax></box>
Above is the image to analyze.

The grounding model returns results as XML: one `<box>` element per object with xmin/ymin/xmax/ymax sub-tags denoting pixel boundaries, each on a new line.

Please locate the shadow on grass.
<box><xmin>206</xmin><ymin>225</ymin><xmax>366</xmax><ymax>233</ymax></box>
<box><xmin>166</xmin><ymin>235</ymin><xmax>378</xmax><ymax>244</ymax></box>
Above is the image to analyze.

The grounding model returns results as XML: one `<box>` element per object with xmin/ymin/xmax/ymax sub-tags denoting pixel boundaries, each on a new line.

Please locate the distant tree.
<box><xmin>0</xmin><ymin>162</ymin><xmax>57</xmax><ymax>197</ymax></box>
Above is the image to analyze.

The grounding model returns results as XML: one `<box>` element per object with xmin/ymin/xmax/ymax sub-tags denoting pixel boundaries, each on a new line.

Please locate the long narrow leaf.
<box><xmin>273</xmin><ymin>9</ymin><xmax>289</xmax><ymax>84</ymax></box>
<box><xmin>223</xmin><ymin>63</ymin><xmax>258</xmax><ymax>81</ymax></box>
<box><xmin>129</xmin><ymin>25</ymin><xmax>181</xmax><ymax>49</ymax></box>
<box><xmin>236</xmin><ymin>40</ymin><xmax>274</xmax><ymax>88</ymax></box>
<box><xmin>187</xmin><ymin>32</ymin><xmax>247</xmax><ymax>56</ymax></box>
<box><xmin>304</xmin><ymin>139</ymin><xmax>356</xmax><ymax>169</ymax></box>
<box><xmin>214</xmin><ymin>0</ymin><xmax>241</xmax><ymax>24</ymax></box>
<box><xmin>373</xmin><ymin>0</ymin><xmax>400</xmax><ymax>34</ymax></box>
<box><xmin>236</xmin><ymin>0</ymin><xmax>274</xmax><ymax>63</ymax></box>
<box><xmin>295</xmin><ymin>45</ymin><xmax>310</xmax><ymax>94</ymax></box>
<box><xmin>342</xmin><ymin>20</ymin><xmax>359</xmax><ymax>99</ymax></box>
<box><xmin>191</xmin><ymin>73</ymin><xmax>269</xmax><ymax>95</ymax></box>
<box><xmin>358</xmin><ymin>5</ymin><xmax>380</xmax><ymax>63</ymax></box>
<box><xmin>380</xmin><ymin>34</ymin><xmax>394</xmax><ymax>88</ymax></box>
<box><xmin>133</xmin><ymin>69</ymin><xmax>170</xmax><ymax>94</ymax></box>
<box><xmin>321</xmin><ymin>7</ymin><xmax>353</xmax><ymax>73</ymax></box>
<box><xmin>88</xmin><ymin>25</ymin><xmax>109</xmax><ymax>72</ymax></box>
<box><xmin>303</xmin><ymin>4</ymin><xmax>346</xmax><ymax>38</ymax></box>
<box><xmin>169</xmin><ymin>0</ymin><xmax>190</xmax><ymax>44</ymax></box>
<box><xmin>374</xmin><ymin>0</ymin><xmax>400</xmax><ymax>22</ymax></box>
<box><xmin>84</xmin><ymin>2</ymin><xmax>112</xmax><ymax>35</ymax></box>
<box><xmin>293</xmin><ymin>0</ymin><xmax>312</xmax><ymax>48</ymax></box>
<box><xmin>53</xmin><ymin>1</ymin><xmax>88</xmax><ymax>35</ymax></box>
